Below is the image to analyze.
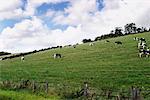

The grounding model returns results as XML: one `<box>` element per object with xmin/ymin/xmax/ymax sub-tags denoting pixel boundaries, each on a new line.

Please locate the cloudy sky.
<box><xmin>0</xmin><ymin>0</ymin><xmax>150</xmax><ymax>53</ymax></box>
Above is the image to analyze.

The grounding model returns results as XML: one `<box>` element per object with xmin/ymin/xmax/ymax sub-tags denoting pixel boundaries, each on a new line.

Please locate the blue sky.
<box><xmin>0</xmin><ymin>0</ymin><xmax>104</xmax><ymax>33</ymax></box>
<box><xmin>0</xmin><ymin>1</ymin><xmax>70</xmax><ymax>32</ymax></box>
<box><xmin>36</xmin><ymin>1</ymin><xmax>70</xmax><ymax>15</ymax></box>
<box><xmin>0</xmin><ymin>0</ymin><xmax>149</xmax><ymax>53</ymax></box>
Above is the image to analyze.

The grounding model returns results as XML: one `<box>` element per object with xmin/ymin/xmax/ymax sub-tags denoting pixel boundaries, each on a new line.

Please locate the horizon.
<box><xmin>0</xmin><ymin>0</ymin><xmax>150</xmax><ymax>53</ymax></box>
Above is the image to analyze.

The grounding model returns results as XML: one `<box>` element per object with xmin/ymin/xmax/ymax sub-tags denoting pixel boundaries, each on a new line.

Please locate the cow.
<box><xmin>141</xmin><ymin>42</ymin><xmax>147</xmax><ymax>49</ymax></box>
<box><xmin>21</xmin><ymin>56</ymin><xmax>24</xmax><ymax>61</ymax></box>
<box><xmin>138</xmin><ymin>42</ymin><xmax>142</xmax><ymax>49</ymax></box>
<box><xmin>139</xmin><ymin>38</ymin><xmax>146</xmax><ymax>42</ymax></box>
<box><xmin>115</xmin><ymin>41</ymin><xmax>122</xmax><ymax>45</ymax></box>
<box><xmin>73</xmin><ymin>45</ymin><xmax>76</xmax><ymax>48</ymax></box>
<box><xmin>139</xmin><ymin>49</ymin><xmax>150</xmax><ymax>58</ymax></box>
<box><xmin>138</xmin><ymin>41</ymin><xmax>147</xmax><ymax>49</ymax></box>
<box><xmin>146</xmin><ymin>48</ymin><xmax>150</xmax><ymax>57</ymax></box>
<box><xmin>139</xmin><ymin>49</ymin><xmax>145</xmax><ymax>58</ymax></box>
<box><xmin>133</xmin><ymin>37</ymin><xmax>137</xmax><ymax>41</ymax></box>
<box><xmin>89</xmin><ymin>43</ymin><xmax>94</xmax><ymax>46</ymax></box>
<box><xmin>106</xmin><ymin>40</ymin><xmax>110</xmax><ymax>42</ymax></box>
<box><xmin>53</xmin><ymin>53</ymin><xmax>62</xmax><ymax>59</ymax></box>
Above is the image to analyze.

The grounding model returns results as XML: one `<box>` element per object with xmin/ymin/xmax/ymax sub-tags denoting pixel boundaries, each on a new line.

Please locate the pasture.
<box><xmin>0</xmin><ymin>32</ymin><xmax>150</xmax><ymax>99</ymax></box>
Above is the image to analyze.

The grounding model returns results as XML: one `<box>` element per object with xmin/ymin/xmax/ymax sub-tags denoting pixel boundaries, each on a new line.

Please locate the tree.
<box><xmin>114</xmin><ymin>27</ymin><xmax>123</xmax><ymax>36</ymax></box>
<box><xmin>124</xmin><ymin>23</ymin><xmax>137</xmax><ymax>34</ymax></box>
<box><xmin>94</xmin><ymin>36</ymin><xmax>101</xmax><ymax>41</ymax></box>
<box><xmin>137</xmin><ymin>28</ymin><xmax>142</xmax><ymax>33</ymax></box>
<box><xmin>82</xmin><ymin>39</ymin><xmax>92</xmax><ymax>43</ymax></box>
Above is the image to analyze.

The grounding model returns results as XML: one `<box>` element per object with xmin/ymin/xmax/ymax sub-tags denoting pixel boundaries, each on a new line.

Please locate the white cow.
<box><xmin>89</xmin><ymin>43</ymin><xmax>94</xmax><ymax>46</ymax></box>
<box><xmin>53</xmin><ymin>53</ymin><xmax>61</xmax><ymax>59</ymax></box>
<box><xmin>139</xmin><ymin>50</ymin><xmax>144</xmax><ymax>58</ymax></box>
<box><xmin>142</xmin><ymin>42</ymin><xmax>146</xmax><ymax>49</ymax></box>
<box><xmin>21</xmin><ymin>56</ymin><xmax>24</xmax><ymax>61</ymax></box>
<box><xmin>146</xmin><ymin>48</ymin><xmax>150</xmax><ymax>57</ymax></box>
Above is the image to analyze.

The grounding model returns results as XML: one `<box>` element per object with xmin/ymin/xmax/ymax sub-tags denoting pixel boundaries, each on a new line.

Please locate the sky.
<box><xmin>0</xmin><ymin>0</ymin><xmax>150</xmax><ymax>53</ymax></box>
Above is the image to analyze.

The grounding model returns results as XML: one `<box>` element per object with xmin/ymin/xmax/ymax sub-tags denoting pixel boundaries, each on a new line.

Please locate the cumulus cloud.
<box><xmin>0</xmin><ymin>0</ymin><xmax>22</xmax><ymax>11</ymax></box>
<box><xmin>52</xmin><ymin>0</ymin><xmax>150</xmax><ymax>33</ymax></box>
<box><xmin>1</xmin><ymin>16</ymin><xmax>47</xmax><ymax>38</ymax></box>
<box><xmin>0</xmin><ymin>0</ymin><xmax>150</xmax><ymax>53</ymax></box>
<box><xmin>0</xmin><ymin>0</ymin><xmax>70</xmax><ymax>20</ymax></box>
<box><xmin>0</xmin><ymin>17</ymin><xmax>85</xmax><ymax>53</ymax></box>
<box><xmin>0</xmin><ymin>0</ymin><xmax>24</xmax><ymax>20</ymax></box>
<box><xmin>24</xmin><ymin>0</ymin><xmax>70</xmax><ymax>16</ymax></box>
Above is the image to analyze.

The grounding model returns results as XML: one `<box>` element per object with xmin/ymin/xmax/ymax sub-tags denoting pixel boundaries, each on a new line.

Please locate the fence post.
<box><xmin>83</xmin><ymin>82</ymin><xmax>88</xmax><ymax>97</ymax></box>
<box><xmin>45</xmin><ymin>81</ymin><xmax>48</xmax><ymax>94</ymax></box>
<box><xmin>32</xmin><ymin>81</ymin><xmax>36</xmax><ymax>93</ymax></box>
<box><xmin>107</xmin><ymin>90</ymin><xmax>112</xmax><ymax>99</ymax></box>
<box><xmin>131</xmin><ymin>86</ymin><xmax>141</xmax><ymax>100</ymax></box>
<box><xmin>116</xmin><ymin>93</ymin><xmax>121</xmax><ymax>100</ymax></box>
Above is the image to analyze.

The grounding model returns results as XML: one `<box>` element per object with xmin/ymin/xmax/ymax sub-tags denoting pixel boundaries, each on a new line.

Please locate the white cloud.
<box><xmin>53</xmin><ymin>0</ymin><xmax>150</xmax><ymax>33</ymax></box>
<box><xmin>0</xmin><ymin>0</ymin><xmax>24</xmax><ymax>20</ymax></box>
<box><xmin>0</xmin><ymin>0</ymin><xmax>22</xmax><ymax>11</ymax></box>
<box><xmin>0</xmin><ymin>17</ymin><xmax>85</xmax><ymax>53</ymax></box>
<box><xmin>1</xmin><ymin>16</ymin><xmax>47</xmax><ymax>38</ymax></box>
<box><xmin>24</xmin><ymin>0</ymin><xmax>70</xmax><ymax>16</ymax></box>
<box><xmin>0</xmin><ymin>0</ymin><xmax>70</xmax><ymax>20</ymax></box>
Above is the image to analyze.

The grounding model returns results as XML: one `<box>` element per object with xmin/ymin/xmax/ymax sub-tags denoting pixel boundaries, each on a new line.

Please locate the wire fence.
<box><xmin>0</xmin><ymin>80</ymin><xmax>150</xmax><ymax>100</ymax></box>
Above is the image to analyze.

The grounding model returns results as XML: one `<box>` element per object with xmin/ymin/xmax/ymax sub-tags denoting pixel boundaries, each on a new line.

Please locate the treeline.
<box><xmin>0</xmin><ymin>52</ymin><xmax>11</xmax><ymax>56</ymax></box>
<box><xmin>82</xmin><ymin>23</ymin><xmax>150</xmax><ymax>43</ymax></box>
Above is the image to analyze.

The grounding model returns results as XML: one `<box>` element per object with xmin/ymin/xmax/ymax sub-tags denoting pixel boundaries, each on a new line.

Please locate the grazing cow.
<box><xmin>138</xmin><ymin>42</ymin><xmax>142</xmax><ymax>49</ymax></box>
<box><xmin>134</xmin><ymin>37</ymin><xmax>140</xmax><ymax>41</ymax></box>
<box><xmin>115</xmin><ymin>41</ymin><xmax>122</xmax><ymax>45</ymax></box>
<box><xmin>89</xmin><ymin>43</ymin><xmax>94</xmax><ymax>46</ymax></box>
<box><xmin>53</xmin><ymin>53</ymin><xmax>61</xmax><ymax>59</ymax></box>
<box><xmin>106</xmin><ymin>40</ymin><xmax>110</xmax><ymax>42</ymax></box>
<box><xmin>139</xmin><ymin>49</ymin><xmax>145</xmax><ymax>58</ymax></box>
<box><xmin>59</xmin><ymin>46</ymin><xmax>62</xmax><ymax>49</ymax></box>
<box><xmin>73</xmin><ymin>45</ymin><xmax>76</xmax><ymax>48</ymax></box>
<box><xmin>138</xmin><ymin>42</ymin><xmax>147</xmax><ymax>49</ymax></box>
<box><xmin>139</xmin><ymin>49</ymin><xmax>150</xmax><ymax>58</ymax></box>
<box><xmin>141</xmin><ymin>42</ymin><xmax>147</xmax><ymax>49</ymax></box>
<box><xmin>133</xmin><ymin>37</ymin><xmax>137</xmax><ymax>41</ymax></box>
<box><xmin>146</xmin><ymin>48</ymin><xmax>150</xmax><ymax>57</ymax></box>
<box><xmin>21</xmin><ymin>56</ymin><xmax>24</xmax><ymax>61</ymax></box>
<box><xmin>139</xmin><ymin>38</ymin><xmax>146</xmax><ymax>42</ymax></box>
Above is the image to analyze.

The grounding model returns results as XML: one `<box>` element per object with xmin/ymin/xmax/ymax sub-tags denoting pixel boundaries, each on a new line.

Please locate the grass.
<box><xmin>0</xmin><ymin>32</ymin><xmax>150</xmax><ymax>99</ymax></box>
<box><xmin>0</xmin><ymin>89</ymin><xmax>60</xmax><ymax>100</ymax></box>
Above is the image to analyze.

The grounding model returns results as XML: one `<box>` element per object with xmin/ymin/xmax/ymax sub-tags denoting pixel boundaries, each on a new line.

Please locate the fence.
<box><xmin>0</xmin><ymin>80</ymin><xmax>150</xmax><ymax>100</ymax></box>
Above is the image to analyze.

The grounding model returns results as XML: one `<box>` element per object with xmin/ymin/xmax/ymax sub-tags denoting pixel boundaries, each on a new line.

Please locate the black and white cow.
<box><xmin>139</xmin><ymin>49</ymin><xmax>150</xmax><ymax>58</ymax></box>
<box><xmin>53</xmin><ymin>53</ymin><xmax>62</xmax><ymax>59</ymax></box>
<box><xmin>115</xmin><ymin>41</ymin><xmax>122</xmax><ymax>45</ymax></box>
<box><xmin>21</xmin><ymin>56</ymin><xmax>25</xmax><ymax>61</ymax></box>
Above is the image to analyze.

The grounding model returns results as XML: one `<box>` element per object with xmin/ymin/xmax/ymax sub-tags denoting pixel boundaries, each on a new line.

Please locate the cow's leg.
<box><xmin>139</xmin><ymin>53</ymin><xmax>142</xmax><ymax>58</ymax></box>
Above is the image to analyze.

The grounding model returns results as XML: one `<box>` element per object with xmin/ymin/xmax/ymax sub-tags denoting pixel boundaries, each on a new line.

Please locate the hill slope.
<box><xmin>0</xmin><ymin>32</ymin><xmax>150</xmax><ymax>94</ymax></box>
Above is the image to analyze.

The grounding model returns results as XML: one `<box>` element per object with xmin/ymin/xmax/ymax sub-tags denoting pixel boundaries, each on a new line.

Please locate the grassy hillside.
<box><xmin>0</xmin><ymin>32</ymin><xmax>150</xmax><ymax>98</ymax></box>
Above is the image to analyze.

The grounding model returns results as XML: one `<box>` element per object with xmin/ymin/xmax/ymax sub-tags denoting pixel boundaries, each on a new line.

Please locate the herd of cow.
<box><xmin>20</xmin><ymin>40</ymin><xmax>123</xmax><ymax>61</ymax></box>
<box><xmin>134</xmin><ymin>37</ymin><xmax>150</xmax><ymax>57</ymax></box>
<box><xmin>1</xmin><ymin>37</ymin><xmax>149</xmax><ymax>61</ymax></box>
<box><xmin>20</xmin><ymin>43</ymin><xmax>95</xmax><ymax>61</ymax></box>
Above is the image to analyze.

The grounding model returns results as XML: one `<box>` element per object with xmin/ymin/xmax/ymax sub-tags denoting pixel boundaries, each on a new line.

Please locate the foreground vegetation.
<box><xmin>0</xmin><ymin>32</ymin><xmax>150</xmax><ymax>99</ymax></box>
<box><xmin>0</xmin><ymin>89</ymin><xmax>60</xmax><ymax>100</ymax></box>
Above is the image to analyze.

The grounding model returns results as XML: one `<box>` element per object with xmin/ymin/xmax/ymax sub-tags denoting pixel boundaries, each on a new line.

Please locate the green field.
<box><xmin>0</xmin><ymin>89</ymin><xmax>60</xmax><ymax>100</ymax></box>
<box><xmin>0</xmin><ymin>32</ymin><xmax>150</xmax><ymax>99</ymax></box>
